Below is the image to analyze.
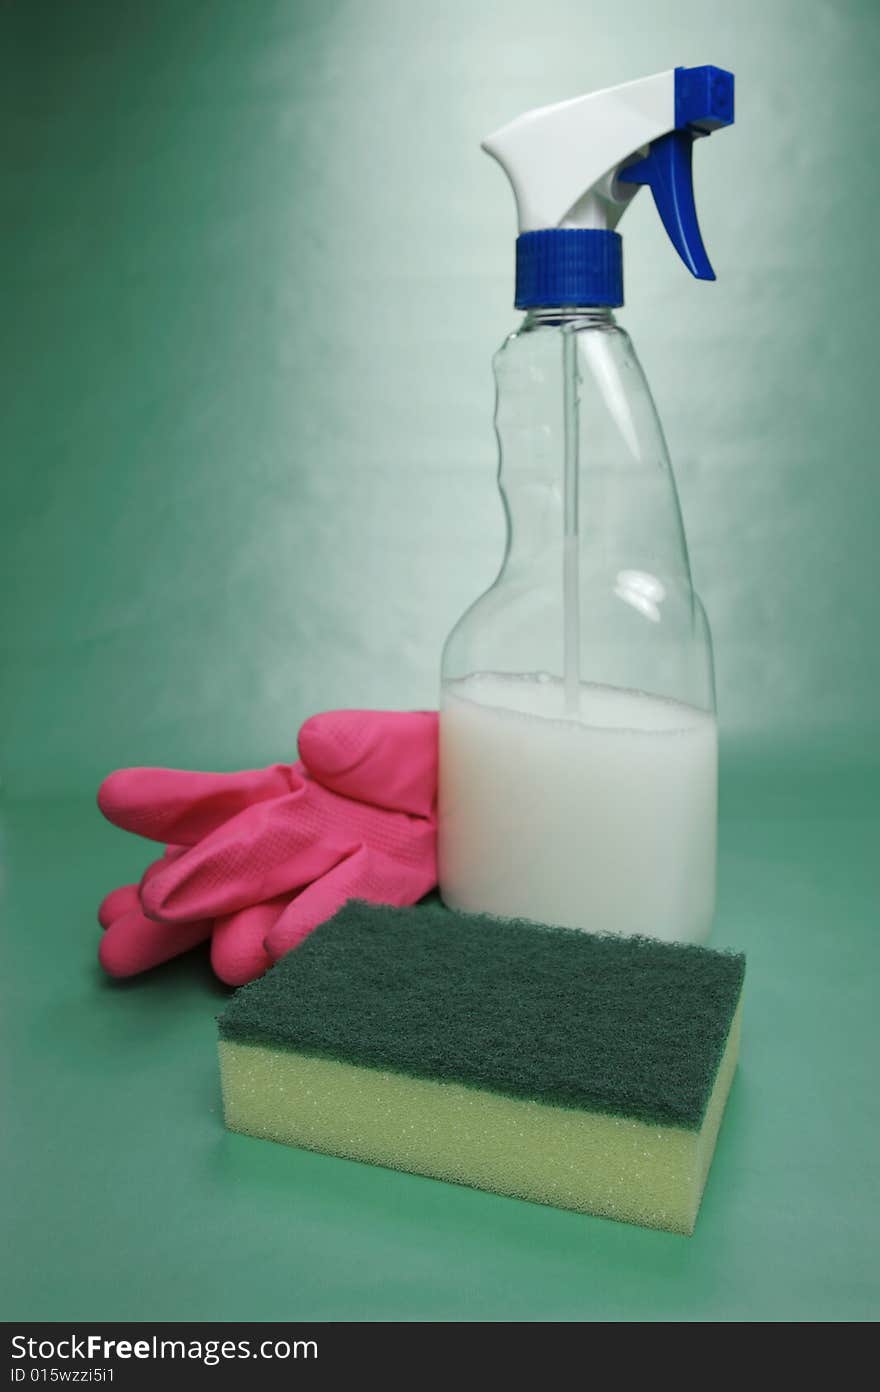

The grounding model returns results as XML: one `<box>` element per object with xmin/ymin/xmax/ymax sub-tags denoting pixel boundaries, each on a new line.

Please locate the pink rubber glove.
<box><xmin>97</xmin><ymin>710</ymin><xmax>438</xmax><ymax>983</ymax></box>
<box><xmin>98</xmin><ymin>845</ymin><xmax>220</xmax><ymax>978</ymax></box>
<box><xmin>97</xmin><ymin>846</ymin><xmax>277</xmax><ymax>984</ymax></box>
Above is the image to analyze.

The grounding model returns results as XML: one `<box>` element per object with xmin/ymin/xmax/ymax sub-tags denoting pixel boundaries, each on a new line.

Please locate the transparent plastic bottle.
<box><xmin>438</xmin><ymin>306</ymin><xmax>717</xmax><ymax>943</ymax></box>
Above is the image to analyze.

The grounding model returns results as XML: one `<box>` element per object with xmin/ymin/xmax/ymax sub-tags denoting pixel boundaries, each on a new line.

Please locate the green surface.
<box><xmin>220</xmin><ymin>900</ymin><xmax>745</xmax><ymax>1128</ymax></box>
<box><xmin>2</xmin><ymin>781</ymin><xmax>877</xmax><ymax>1320</ymax></box>
<box><xmin>2</xmin><ymin>0</ymin><xmax>879</xmax><ymax>1321</ymax></box>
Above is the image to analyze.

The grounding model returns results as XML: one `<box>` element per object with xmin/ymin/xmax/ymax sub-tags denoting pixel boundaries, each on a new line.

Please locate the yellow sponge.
<box><xmin>218</xmin><ymin>901</ymin><xmax>745</xmax><ymax>1234</ymax></box>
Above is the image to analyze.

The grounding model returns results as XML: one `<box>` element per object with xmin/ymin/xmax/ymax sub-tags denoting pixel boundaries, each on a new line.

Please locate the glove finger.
<box><xmin>97</xmin><ymin>763</ymin><xmax>303</xmax><ymax>844</ymax></box>
<box><xmin>298</xmin><ymin>710</ymin><xmax>438</xmax><ymax>817</ymax></box>
<box><xmin>264</xmin><ymin>844</ymin><xmax>437</xmax><ymax>960</ymax></box>
<box><xmin>210</xmin><ymin>896</ymin><xmax>294</xmax><ymax>986</ymax></box>
<box><xmin>98</xmin><ymin>883</ymin><xmax>140</xmax><ymax>929</ymax></box>
<box><xmin>98</xmin><ymin>908</ymin><xmax>213</xmax><ymax>978</ymax></box>
<box><xmin>98</xmin><ymin>844</ymin><xmax>181</xmax><ymax>928</ymax></box>
<box><xmin>141</xmin><ymin>785</ymin><xmax>364</xmax><ymax>924</ymax></box>
<box><xmin>139</xmin><ymin>843</ymin><xmax>187</xmax><ymax>895</ymax></box>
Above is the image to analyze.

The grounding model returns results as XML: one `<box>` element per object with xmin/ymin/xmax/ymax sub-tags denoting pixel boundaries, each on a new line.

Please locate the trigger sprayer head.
<box><xmin>482</xmin><ymin>65</ymin><xmax>734</xmax><ymax>309</ymax></box>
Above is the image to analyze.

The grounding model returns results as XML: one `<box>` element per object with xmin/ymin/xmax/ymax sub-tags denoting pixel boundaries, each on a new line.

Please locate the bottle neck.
<box><xmin>522</xmin><ymin>306</ymin><xmax>616</xmax><ymax>329</ymax></box>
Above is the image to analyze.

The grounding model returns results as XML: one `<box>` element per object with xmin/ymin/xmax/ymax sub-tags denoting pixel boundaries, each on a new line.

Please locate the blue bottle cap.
<box><xmin>515</xmin><ymin>229</ymin><xmax>623</xmax><ymax>310</ymax></box>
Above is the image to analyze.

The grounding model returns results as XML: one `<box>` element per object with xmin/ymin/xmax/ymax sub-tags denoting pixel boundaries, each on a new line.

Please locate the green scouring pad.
<box><xmin>218</xmin><ymin>901</ymin><xmax>745</xmax><ymax>1234</ymax></box>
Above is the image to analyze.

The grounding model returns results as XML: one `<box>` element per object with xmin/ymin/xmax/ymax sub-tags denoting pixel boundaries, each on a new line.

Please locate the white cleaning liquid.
<box><xmin>438</xmin><ymin>674</ymin><xmax>717</xmax><ymax>944</ymax></box>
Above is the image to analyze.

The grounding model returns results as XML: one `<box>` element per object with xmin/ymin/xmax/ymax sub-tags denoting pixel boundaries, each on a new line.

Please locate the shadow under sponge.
<box><xmin>218</xmin><ymin>900</ymin><xmax>745</xmax><ymax>1233</ymax></box>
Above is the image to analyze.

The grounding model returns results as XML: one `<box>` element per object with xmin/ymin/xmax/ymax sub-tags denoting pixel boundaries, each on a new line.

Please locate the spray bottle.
<box><xmin>438</xmin><ymin>66</ymin><xmax>734</xmax><ymax>944</ymax></box>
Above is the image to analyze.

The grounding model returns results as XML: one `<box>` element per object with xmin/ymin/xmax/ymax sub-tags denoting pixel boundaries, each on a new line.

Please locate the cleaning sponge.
<box><xmin>218</xmin><ymin>901</ymin><xmax>744</xmax><ymax>1233</ymax></box>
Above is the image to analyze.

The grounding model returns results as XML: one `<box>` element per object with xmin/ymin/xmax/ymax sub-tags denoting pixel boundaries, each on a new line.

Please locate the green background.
<box><xmin>2</xmin><ymin>0</ymin><xmax>877</xmax><ymax>1321</ymax></box>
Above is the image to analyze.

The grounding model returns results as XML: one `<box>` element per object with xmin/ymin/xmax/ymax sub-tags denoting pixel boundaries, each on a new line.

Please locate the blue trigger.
<box><xmin>619</xmin><ymin>131</ymin><xmax>715</xmax><ymax>281</ymax></box>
